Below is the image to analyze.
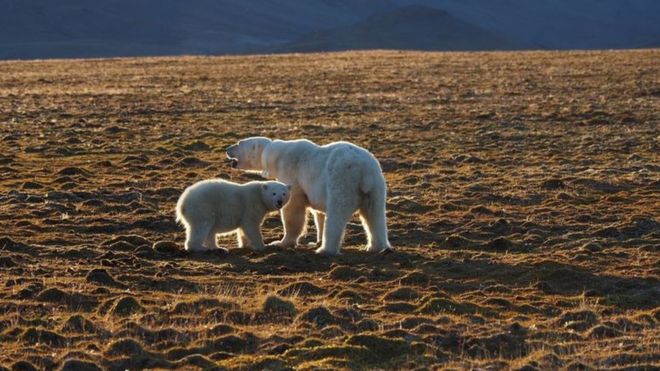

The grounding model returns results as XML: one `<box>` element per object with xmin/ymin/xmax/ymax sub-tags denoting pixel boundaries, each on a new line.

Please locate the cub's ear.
<box><xmin>262</xmin><ymin>184</ymin><xmax>268</xmax><ymax>190</ymax></box>
<box><xmin>287</xmin><ymin>185</ymin><xmax>292</xmax><ymax>190</ymax></box>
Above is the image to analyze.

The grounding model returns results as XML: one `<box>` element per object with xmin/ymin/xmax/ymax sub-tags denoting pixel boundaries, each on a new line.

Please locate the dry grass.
<box><xmin>0</xmin><ymin>49</ymin><xmax>658</xmax><ymax>370</ymax></box>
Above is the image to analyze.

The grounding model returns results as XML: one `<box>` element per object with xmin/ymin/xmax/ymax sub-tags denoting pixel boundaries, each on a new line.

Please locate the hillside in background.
<box><xmin>393</xmin><ymin>0</ymin><xmax>660</xmax><ymax>49</ymax></box>
<box><xmin>0</xmin><ymin>0</ymin><xmax>659</xmax><ymax>59</ymax></box>
<box><xmin>279</xmin><ymin>6</ymin><xmax>528</xmax><ymax>52</ymax></box>
<box><xmin>0</xmin><ymin>0</ymin><xmax>396</xmax><ymax>59</ymax></box>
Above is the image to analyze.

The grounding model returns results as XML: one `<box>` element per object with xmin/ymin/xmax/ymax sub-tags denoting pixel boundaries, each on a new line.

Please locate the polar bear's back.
<box><xmin>322</xmin><ymin>141</ymin><xmax>384</xmax><ymax>193</ymax></box>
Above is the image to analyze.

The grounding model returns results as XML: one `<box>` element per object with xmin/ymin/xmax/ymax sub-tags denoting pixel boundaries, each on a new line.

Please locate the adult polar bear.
<box><xmin>226</xmin><ymin>137</ymin><xmax>391</xmax><ymax>256</ymax></box>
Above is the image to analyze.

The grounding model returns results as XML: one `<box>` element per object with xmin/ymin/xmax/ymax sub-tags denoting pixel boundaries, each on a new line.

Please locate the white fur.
<box><xmin>226</xmin><ymin>138</ymin><xmax>391</xmax><ymax>256</ymax></box>
<box><xmin>176</xmin><ymin>179</ymin><xmax>291</xmax><ymax>252</ymax></box>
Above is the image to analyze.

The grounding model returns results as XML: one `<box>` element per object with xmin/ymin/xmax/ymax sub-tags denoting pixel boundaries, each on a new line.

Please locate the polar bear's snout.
<box><xmin>225</xmin><ymin>145</ymin><xmax>239</xmax><ymax>168</ymax></box>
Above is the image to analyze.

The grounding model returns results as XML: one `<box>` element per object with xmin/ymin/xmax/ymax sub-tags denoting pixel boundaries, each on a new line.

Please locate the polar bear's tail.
<box><xmin>359</xmin><ymin>172</ymin><xmax>374</xmax><ymax>195</ymax></box>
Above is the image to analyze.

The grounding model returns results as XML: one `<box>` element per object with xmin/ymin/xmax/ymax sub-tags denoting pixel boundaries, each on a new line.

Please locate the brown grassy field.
<box><xmin>0</xmin><ymin>50</ymin><xmax>658</xmax><ymax>370</ymax></box>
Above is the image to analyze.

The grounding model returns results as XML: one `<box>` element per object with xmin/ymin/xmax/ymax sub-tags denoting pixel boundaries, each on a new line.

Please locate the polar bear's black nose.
<box><xmin>277</xmin><ymin>200</ymin><xmax>283</xmax><ymax>207</ymax></box>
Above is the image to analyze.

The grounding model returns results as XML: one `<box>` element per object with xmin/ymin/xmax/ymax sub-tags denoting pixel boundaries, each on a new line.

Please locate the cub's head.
<box><xmin>260</xmin><ymin>181</ymin><xmax>291</xmax><ymax>211</ymax></box>
<box><xmin>226</xmin><ymin>137</ymin><xmax>272</xmax><ymax>171</ymax></box>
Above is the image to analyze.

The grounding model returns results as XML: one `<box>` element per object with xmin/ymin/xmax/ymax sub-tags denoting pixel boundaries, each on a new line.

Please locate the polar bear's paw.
<box><xmin>248</xmin><ymin>244</ymin><xmax>266</xmax><ymax>253</ymax></box>
<box><xmin>268</xmin><ymin>240</ymin><xmax>297</xmax><ymax>249</ymax></box>
<box><xmin>315</xmin><ymin>246</ymin><xmax>340</xmax><ymax>256</ymax></box>
<box><xmin>366</xmin><ymin>244</ymin><xmax>392</xmax><ymax>253</ymax></box>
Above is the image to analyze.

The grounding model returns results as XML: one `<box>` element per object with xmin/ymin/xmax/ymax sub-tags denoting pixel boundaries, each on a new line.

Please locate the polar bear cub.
<box><xmin>176</xmin><ymin>179</ymin><xmax>291</xmax><ymax>252</ymax></box>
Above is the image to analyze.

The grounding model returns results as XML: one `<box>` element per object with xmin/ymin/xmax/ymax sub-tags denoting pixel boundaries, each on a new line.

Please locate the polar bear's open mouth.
<box><xmin>225</xmin><ymin>153</ymin><xmax>238</xmax><ymax>168</ymax></box>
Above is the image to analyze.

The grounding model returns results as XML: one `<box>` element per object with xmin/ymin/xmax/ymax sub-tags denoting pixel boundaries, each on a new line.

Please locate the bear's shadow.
<box><xmin>178</xmin><ymin>243</ymin><xmax>419</xmax><ymax>275</ymax></box>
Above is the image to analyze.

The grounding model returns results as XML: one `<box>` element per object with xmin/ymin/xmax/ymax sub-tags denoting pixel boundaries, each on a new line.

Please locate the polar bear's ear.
<box><xmin>262</xmin><ymin>184</ymin><xmax>268</xmax><ymax>190</ymax></box>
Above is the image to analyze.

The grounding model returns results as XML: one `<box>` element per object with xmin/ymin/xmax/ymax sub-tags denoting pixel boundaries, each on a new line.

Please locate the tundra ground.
<box><xmin>0</xmin><ymin>50</ymin><xmax>658</xmax><ymax>370</ymax></box>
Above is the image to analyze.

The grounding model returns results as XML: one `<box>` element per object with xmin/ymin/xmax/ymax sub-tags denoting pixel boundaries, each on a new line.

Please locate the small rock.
<box><xmin>153</xmin><ymin>240</ymin><xmax>180</xmax><ymax>254</ymax></box>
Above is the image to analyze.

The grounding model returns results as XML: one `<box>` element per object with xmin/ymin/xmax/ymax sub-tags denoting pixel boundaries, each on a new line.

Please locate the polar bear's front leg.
<box><xmin>237</xmin><ymin>230</ymin><xmax>249</xmax><ymax>248</ymax></box>
<box><xmin>312</xmin><ymin>210</ymin><xmax>325</xmax><ymax>246</ymax></box>
<box><xmin>240</xmin><ymin>223</ymin><xmax>266</xmax><ymax>252</ymax></box>
<box><xmin>270</xmin><ymin>195</ymin><xmax>307</xmax><ymax>248</ymax></box>
<box><xmin>204</xmin><ymin>232</ymin><xmax>218</xmax><ymax>249</ymax></box>
<box><xmin>185</xmin><ymin>221</ymin><xmax>214</xmax><ymax>252</ymax></box>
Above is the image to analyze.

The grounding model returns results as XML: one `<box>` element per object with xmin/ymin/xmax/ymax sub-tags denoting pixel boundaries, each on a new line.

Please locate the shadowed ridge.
<box><xmin>278</xmin><ymin>5</ymin><xmax>530</xmax><ymax>52</ymax></box>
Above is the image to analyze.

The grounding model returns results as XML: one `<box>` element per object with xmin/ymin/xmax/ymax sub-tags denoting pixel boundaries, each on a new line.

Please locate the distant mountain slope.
<box><xmin>393</xmin><ymin>0</ymin><xmax>660</xmax><ymax>49</ymax></box>
<box><xmin>0</xmin><ymin>0</ymin><xmax>397</xmax><ymax>59</ymax></box>
<box><xmin>279</xmin><ymin>5</ymin><xmax>528</xmax><ymax>52</ymax></box>
<box><xmin>0</xmin><ymin>0</ymin><xmax>658</xmax><ymax>59</ymax></box>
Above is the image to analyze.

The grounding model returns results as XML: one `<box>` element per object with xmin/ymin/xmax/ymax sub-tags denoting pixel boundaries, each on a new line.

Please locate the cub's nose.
<box><xmin>277</xmin><ymin>200</ymin><xmax>283</xmax><ymax>207</ymax></box>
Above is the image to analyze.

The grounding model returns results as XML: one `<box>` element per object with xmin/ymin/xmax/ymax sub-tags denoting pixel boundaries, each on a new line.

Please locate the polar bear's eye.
<box><xmin>272</xmin><ymin>192</ymin><xmax>276</xmax><ymax>196</ymax></box>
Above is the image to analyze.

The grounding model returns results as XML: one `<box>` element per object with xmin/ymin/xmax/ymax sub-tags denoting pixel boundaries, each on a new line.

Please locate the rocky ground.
<box><xmin>0</xmin><ymin>50</ymin><xmax>658</xmax><ymax>370</ymax></box>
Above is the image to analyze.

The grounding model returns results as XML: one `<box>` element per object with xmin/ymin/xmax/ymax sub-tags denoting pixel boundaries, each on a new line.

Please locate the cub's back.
<box><xmin>181</xmin><ymin>179</ymin><xmax>259</xmax><ymax>210</ymax></box>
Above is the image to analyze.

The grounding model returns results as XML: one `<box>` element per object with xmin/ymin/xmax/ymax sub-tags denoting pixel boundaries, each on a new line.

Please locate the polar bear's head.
<box><xmin>260</xmin><ymin>181</ymin><xmax>291</xmax><ymax>211</ymax></box>
<box><xmin>226</xmin><ymin>137</ymin><xmax>272</xmax><ymax>171</ymax></box>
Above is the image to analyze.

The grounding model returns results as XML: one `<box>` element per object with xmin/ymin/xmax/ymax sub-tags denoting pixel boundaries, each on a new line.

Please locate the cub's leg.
<box><xmin>185</xmin><ymin>220</ymin><xmax>214</xmax><ymax>252</ymax></box>
<box><xmin>205</xmin><ymin>230</ymin><xmax>228</xmax><ymax>253</ymax></box>
<box><xmin>240</xmin><ymin>222</ymin><xmax>266</xmax><ymax>252</ymax></box>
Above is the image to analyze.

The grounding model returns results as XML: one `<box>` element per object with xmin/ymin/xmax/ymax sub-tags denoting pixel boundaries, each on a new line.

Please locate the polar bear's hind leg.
<box><xmin>359</xmin><ymin>184</ymin><xmax>391</xmax><ymax>253</ymax></box>
<box><xmin>316</xmin><ymin>199</ymin><xmax>355</xmax><ymax>256</ymax></box>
